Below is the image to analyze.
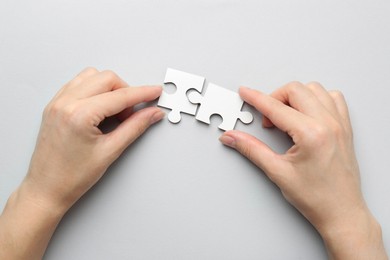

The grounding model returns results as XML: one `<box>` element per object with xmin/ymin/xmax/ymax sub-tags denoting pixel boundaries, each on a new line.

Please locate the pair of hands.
<box><xmin>0</xmin><ymin>68</ymin><xmax>386</xmax><ymax>259</ymax></box>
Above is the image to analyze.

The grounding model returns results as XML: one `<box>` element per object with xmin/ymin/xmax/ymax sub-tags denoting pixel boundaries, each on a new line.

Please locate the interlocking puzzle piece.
<box><xmin>188</xmin><ymin>83</ymin><xmax>253</xmax><ymax>131</ymax></box>
<box><xmin>157</xmin><ymin>68</ymin><xmax>205</xmax><ymax>123</ymax></box>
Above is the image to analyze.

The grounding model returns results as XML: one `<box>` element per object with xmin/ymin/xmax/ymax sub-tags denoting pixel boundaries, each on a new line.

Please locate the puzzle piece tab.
<box><xmin>188</xmin><ymin>83</ymin><xmax>253</xmax><ymax>131</ymax></box>
<box><xmin>157</xmin><ymin>68</ymin><xmax>205</xmax><ymax>123</ymax></box>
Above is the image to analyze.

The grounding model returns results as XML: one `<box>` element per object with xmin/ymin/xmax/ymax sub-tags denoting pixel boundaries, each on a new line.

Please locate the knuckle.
<box><xmin>285</xmin><ymin>81</ymin><xmax>304</xmax><ymax>94</ymax></box>
<box><xmin>82</xmin><ymin>67</ymin><xmax>98</xmax><ymax>74</ymax></box>
<box><xmin>74</xmin><ymin>67</ymin><xmax>99</xmax><ymax>82</ymax></box>
<box><xmin>67</xmin><ymin>74</ymin><xmax>83</xmax><ymax>87</ymax></box>
<box><xmin>329</xmin><ymin>90</ymin><xmax>345</xmax><ymax>101</ymax></box>
<box><xmin>46</xmin><ymin>101</ymin><xmax>85</xmax><ymax>128</ymax></box>
<box><xmin>60</xmin><ymin>104</ymin><xmax>79</xmax><ymax>125</ymax></box>
<box><xmin>307</xmin><ymin>81</ymin><xmax>322</xmax><ymax>86</ymax></box>
<box><xmin>303</xmin><ymin>123</ymin><xmax>330</xmax><ymax>147</ymax></box>
<box><xmin>43</xmin><ymin>101</ymin><xmax>62</xmax><ymax>118</ymax></box>
<box><xmin>303</xmin><ymin>120</ymin><xmax>346</xmax><ymax>148</ymax></box>
<box><xmin>328</xmin><ymin>121</ymin><xmax>345</xmax><ymax>139</ymax></box>
<box><xmin>101</xmin><ymin>70</ymin><xmax>119</xmax><ymax>82</ymax></box>
<box><xmin>79</xmin><ymin>67</ymin><xmax>99</xmax><ymax>75</ymax></box>
<box><xmin>311</xmin><ymin>123</ymin><xmax>329</xmax><ymax>139</ymax></box>
<box><xmin>288</xmin><ymin>81</ymin><xmax>304</xmax><ymax>87</ymax></box>
<box><xmin>306</xmin><ymin>81</ymin><xmax>324</xmax><ymax>91</ymax></box>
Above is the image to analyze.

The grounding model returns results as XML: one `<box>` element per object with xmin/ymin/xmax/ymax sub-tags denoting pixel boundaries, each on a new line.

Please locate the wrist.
<box><xmin>320</xmin><ymin>207</ymin><xmax>387</xmax><ymax>259</ymax></box>
<box><xmin>0</xmin><ymin>181</ymin><xmax>66</xmax><ymax>259</ymax></box>
<box><xmin>15</xmin><ymin>178</ymin><xmax>69</xmax><ymax>219</ymax></box>
<box><xmin>22</xmin><ymin>159</ymin><xmax>86</xmax><ymax>216</ymax></box>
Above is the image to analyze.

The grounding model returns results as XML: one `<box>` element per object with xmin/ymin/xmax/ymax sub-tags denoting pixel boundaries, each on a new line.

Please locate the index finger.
<box><xmin>59</xmin><ymin>70</ymin><xmax>130</xmax><ymax>101</ymax></box>
<box><xmin>239</xmin><ymin>87</ymin><xmax>311</xmax><ymax>135</ymax></box>
<box><xmin>86</xmin><ymin>85</ymin><xmax>162</xmax><ymax>118</ymax></box>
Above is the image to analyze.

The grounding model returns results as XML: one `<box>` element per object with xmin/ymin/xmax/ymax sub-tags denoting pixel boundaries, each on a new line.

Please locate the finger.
<box><xmin>239</xmin><ymin>85</ymin><xmax>272</xmax><ymax>128</ymax></box>
<box><xmin>104</xmin><ymin>107</ymin><xmax>165</xmax><ymax>157</ymax></box>
<box><xmin>66</xmin><ymin>70</ymin><xmax>129</xmax><ymax>98</ymax></box>
<box><xmin>239</xmin><ymin>87</ymin><xmax>311</xmax><ymax>135</ymax></box>
<box><xmin>329</xmin><ymin>90</ymin><xmax>353</xmax><ymax>132</ymax></box>
<box><xmin>87</xmin><ymin>86</ymin><xmax>162</xmax><ymax>119</ymax></box>
<box><xmin>52</xmin><ymin>67</ymin><xmax>100</xmax><ymax>101</ymax></box>
<box><xmin>306</xmin><ymin>82</ymin><xmax>338</xmax><ymax>115</ymax></box>
<box><xmin>219</xmin><ymin>130</ymin><xmax>290</xmax><ymax>186</ymax></box>
<box><xmin>76</xmin><ymin>67</ymin><xmax>100</xmax><ymax>79</ymax></box>
<box><xmin>263</xmin><ymin>82</ymin><xmax>337</xmax><ymax>128</ymax></box>
<box><xmin>270</xmin><ymin>82</ymin><xmax>329</xmax><ymax>118</ymax></box>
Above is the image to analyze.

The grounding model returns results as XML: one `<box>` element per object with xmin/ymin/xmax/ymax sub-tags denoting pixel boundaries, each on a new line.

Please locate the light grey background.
<box><xmin>0</xmin><ymin>0</ymin><xmax>389</xmax><ymax>259</ymax></box>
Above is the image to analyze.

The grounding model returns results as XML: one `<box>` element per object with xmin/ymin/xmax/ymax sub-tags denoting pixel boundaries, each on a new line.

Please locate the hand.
<box><xmin>0</xmin><ymin>68</ymin><xmax>164</xmax><ymax>259</ymax></box>
<box><xmin>26</xmin><ymin>68</ymin><xmax>164</xmax><ymax>211</ymax></box>
<box><xmin>220</xmin><ymin>82</ymin><xmax>387</xmax><ymax>259</ymax></box>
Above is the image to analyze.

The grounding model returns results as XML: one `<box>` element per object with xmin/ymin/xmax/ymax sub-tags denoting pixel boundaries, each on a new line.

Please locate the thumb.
<box><xmin>104</xmin><ymin>107</ymin><xmax>165</xmax><ymax>157</ymax></box>
<box><xmin>219</xmin><ymin>130</ymin><xmax>287</xmax><ymax>185</ymax></box>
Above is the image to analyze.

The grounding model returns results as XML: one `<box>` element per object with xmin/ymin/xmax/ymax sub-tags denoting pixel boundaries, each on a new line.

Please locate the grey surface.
<box><xmin>0</xmin><ymin>0</ymin><xmax>389</xmax><ymax>259</ymax></box>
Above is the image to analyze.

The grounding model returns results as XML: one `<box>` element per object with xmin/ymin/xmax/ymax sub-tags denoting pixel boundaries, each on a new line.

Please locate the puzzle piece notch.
<box><xmin>188</xmin><ymin>83</ymin><xmax>253</xmax><ymax>131</ymax></box>
<box><xmin>157</xmin><ymin>68</ymin><xmax>205</xmax><ymax>123</ymax></box>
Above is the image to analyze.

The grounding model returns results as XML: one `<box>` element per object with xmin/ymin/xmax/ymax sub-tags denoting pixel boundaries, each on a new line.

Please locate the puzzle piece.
<box><xmin>188</xmin><ymin>83</ymin><xmax>253</xmax><ymax>131</ymax></box>
<box><xmin>157</xmin><ymin>68</ymin><xmax>205</xmax><ymax>123</ymax></box>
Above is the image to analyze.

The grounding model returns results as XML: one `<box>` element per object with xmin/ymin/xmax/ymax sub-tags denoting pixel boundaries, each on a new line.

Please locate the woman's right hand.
<box><xmin>220</xmin><ymin>82</ymin><xmax>387</xmax><ymax>259</ymax></box>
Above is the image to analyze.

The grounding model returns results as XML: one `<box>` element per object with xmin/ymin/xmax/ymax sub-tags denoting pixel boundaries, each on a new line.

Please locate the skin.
<box><xmin>220</xmin><ymin>83</ymin><xmax>388</xmax><ymax>259</ymax></box>
<box><xmin>0</xmin><ymin>69</ymin><xmax>387</xmax><ymax>259</ymax></box>
<box><xmin>0</xmin><ymin>68</ymin><xmax>165</xmax><ymax>259</ymax></box>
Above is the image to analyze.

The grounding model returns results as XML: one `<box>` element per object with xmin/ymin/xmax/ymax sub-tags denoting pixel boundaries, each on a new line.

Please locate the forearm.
<box><xmin>319</xmin><ymin>208</ymin><xmax>387</xmax><ymax>260</ymax></box>
<box><xmin>0</xmin><ymin>181</ymin><xmax>66</xmax><ymax>260</ymax></box>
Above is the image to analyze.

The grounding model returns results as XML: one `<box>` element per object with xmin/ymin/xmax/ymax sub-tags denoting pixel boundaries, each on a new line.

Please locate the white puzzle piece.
<box><xmin>188</xmin><ymin>83</ymin><xmax>253</xmax><ymax>131</ymax></box>
<box><xmin>157</xmin><ymin>68</ymin><xmax>205</xmax><ymax>123</ymax></box>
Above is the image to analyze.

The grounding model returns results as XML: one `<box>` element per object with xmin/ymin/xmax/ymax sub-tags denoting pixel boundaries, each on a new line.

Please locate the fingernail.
<box><xmin>219</xmin><ymin>135</ymin><xmax>236</xmax><ymax>148</ymax></box>
<box><xmin>150</xmin><ymin>110</ymin><xmax>165</xmax><ymax>125</ymax></box>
